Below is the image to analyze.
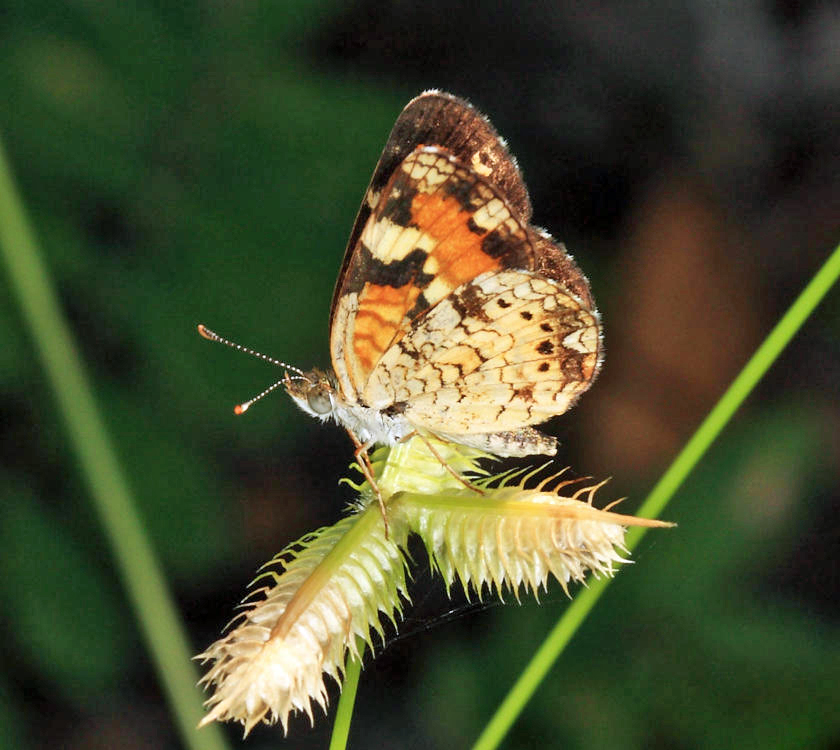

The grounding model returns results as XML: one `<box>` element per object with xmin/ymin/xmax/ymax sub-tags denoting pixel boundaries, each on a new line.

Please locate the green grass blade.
<box><xmin>329</xmin><ymin>647</ymin><xmax>363</xmax><ymax>750</ymax></box>
<box><xmin>0</xmin><ymin>134</ymin><xmax>230</xmax><ymax>750</ymax></box>
<box><xmin>472</xmin><ymin>241</ymin><xmax>840</xmax><ymax>750</ymax></box>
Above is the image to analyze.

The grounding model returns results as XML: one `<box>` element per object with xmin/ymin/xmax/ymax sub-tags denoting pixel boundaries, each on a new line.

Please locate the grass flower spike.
<box><xmin>197</xmin><ymin>436</ymin><xmax>671</xmax><ymax>734</ymax></box>
<box><xmin>197</xmin><ymin>511</ymin><xmax>410</xmax><ymax>734</ymax></box>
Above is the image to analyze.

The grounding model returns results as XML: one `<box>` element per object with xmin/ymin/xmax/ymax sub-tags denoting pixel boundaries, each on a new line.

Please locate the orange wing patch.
<box><xmin>409</xmin><ymin>191</ymin><xmax>501</xmax><ymax>287</ymax></box>
<box><xmin>353</xmin><ymin>282</ymin><xmax>422</xmax><ymax>374</ymax></box>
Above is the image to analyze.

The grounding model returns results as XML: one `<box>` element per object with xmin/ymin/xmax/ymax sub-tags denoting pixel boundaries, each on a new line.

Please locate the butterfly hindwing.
<box><xmin>363</xmin><ymin>269</ymin><xmax>600</xmax><ymax>435</ymax></box>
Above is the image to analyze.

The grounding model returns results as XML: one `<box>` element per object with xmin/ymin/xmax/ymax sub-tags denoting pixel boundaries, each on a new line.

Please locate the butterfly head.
<box><xmin>284</xmin><ymin>368</ymin><xmax>340</xmax><ymax>422</ymax></box>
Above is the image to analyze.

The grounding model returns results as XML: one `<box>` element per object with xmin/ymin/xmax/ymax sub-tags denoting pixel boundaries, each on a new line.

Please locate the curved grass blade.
<box><xmin>0</xmin><ymin>134</ymin><xmax>230</xmax><ymax>750</ymax></box>
<box><xmin>472</xmin><ymin>240</ymin><xmax>840</xmax><ymax>750</ymax></box>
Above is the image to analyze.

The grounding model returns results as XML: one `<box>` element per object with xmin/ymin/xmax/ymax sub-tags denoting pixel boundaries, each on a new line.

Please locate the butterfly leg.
<box><xmin>346</xmin><ymin>429</ymin><xmax>390</xmax><ymax>538</ymax></box>
<box><xmin>410</xmin><ymin>432</ymin><xmax>485</xmax><ymax>495</ymax></box>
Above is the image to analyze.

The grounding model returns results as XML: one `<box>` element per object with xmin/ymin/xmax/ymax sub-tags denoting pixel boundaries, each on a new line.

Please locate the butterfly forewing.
<box><xmin>330</xmin><ymin>90</ymin><xmax>535</xmax><ymax>331</ymax></box>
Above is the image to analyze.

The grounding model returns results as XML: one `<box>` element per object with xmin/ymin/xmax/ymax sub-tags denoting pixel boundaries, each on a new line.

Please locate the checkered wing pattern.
<box><xmin>365</xmin><ymin>269</ymin><xmax>600</xmax><ymax>435</ymax></box>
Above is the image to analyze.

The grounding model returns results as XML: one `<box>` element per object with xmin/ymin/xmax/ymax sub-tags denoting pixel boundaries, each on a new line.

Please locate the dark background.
<box><xmin>1</xmin><ymin>1</ymin><xmax>839</xmax><ymax>748</ymax></box>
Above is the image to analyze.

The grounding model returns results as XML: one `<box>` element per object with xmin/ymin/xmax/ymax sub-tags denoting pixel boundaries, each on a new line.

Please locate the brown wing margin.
<box><xmin>329</xmin><ymin>90</ymin><xmax>533</xmax><ymax>329</ymax></box>
<box><xmin>530</xmin><ymin>231</ymin><xmax>595</xmax><ymax>310</ymax></box>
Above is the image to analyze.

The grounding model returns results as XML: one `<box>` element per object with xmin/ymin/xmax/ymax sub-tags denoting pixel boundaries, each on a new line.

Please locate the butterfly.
<box><xmin>202</xmin><ymin>91</ymin><xmax>602</xmax><ymax>525</ymax></box>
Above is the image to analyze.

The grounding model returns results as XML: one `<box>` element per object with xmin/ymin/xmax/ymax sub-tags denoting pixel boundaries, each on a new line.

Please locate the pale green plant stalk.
<box><xmin>328</xmin><ymin>639</ymin><xmax>363</xmax><ymax>750</ymax></box>
<box><xmin>0</xmin><ymin>135</ymin><xmax>230</xmax><ymax>750</ymax></box>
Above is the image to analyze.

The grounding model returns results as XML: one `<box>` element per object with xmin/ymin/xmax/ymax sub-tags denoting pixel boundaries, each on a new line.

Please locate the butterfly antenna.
<box><xmin>233</xmin><ymin>378</ymin><xmax>287</xmax><ymax>415</ymax></box>
<box><xmin>197</xmin><ymin>324</ymin><xmax>307</xmax><ymax>377</ymax></box>
<box><xmin>197</xmin><ymin>324</ymin><xmax>312</xmax><ymax>414</ymax></box>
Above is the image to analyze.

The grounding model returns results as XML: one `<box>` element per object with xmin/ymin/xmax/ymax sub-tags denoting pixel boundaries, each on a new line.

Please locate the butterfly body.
<box><xmin>285</xmin><ymin>91</ymin><xmax>602</xmax><ymax>464</ymax></box>
<box><xmin>285</xmin><ymin>367</ymin><xmax>415</xmax><ymax>448</ymax></box>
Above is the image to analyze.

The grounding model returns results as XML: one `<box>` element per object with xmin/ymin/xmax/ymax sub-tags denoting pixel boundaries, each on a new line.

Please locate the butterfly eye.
<box><xmin>307</xmin><ymin>390</ymin><xmax>333</xmax><ymax>415</ymax></box>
